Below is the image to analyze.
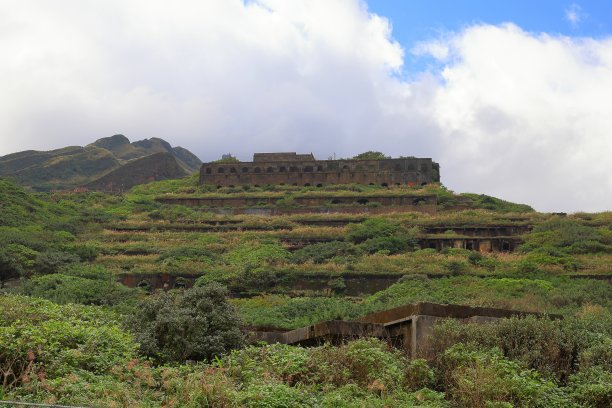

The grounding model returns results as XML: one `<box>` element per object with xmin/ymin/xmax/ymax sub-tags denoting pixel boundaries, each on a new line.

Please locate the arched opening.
<box><xmin>254</xmin><ymin>167</ymin><xmax>261</xmax><ymax>173</ymax></box>
<box><xmin>205</xmin><ymin>168</ymin><xmax>212</xmax><ymax>174</ymax></box>
<box><xmin>317</xmin><ymin>165</ymin><xmax>324</xmax><ymax>171</ymax></box>
<box><xmin>357</xmin><ymin>198</ymin><xmax>369</xmax><ymax>205</ymax></box>
<box><xmin>279</xmin><ymin>166</ymin><xmax>287</xmax><ymax>172</ymax></box>
<box><xmin>230</xmin><ymin>167</ymin><xmax>237</xmax><ymax>173</ymax></box>
<box><xmin>316</xmin><ymin>183</ymin><xmax>323</xmax><ymax>188</ymax></box>
<box><xmin>381</xmin><ymin>182</ymin><xmax>388</xmax><ymax>187</ymax></box>
<box><xmin>174</xmin><ymin>276</ymin><xmax>188</xmax><ymax>289</ymax></box>
<box><xmin>342</xmin><ymin>165</ymin><xmax>350</xmax><ymax>171</ymax></box>
<box><xmin>304</xmin><ymin>166</ymin><xmax>313</xmax><ymax>172</ymax></box>
<box><xmin>267</xmin><ymin>167</ymin><xmax>274</xmax><ymax>173</ymax></box>
<box><xmin>413</xmin><ymin>198</ymin><xmax>426</xmax><ymax>205</ymax></box>
<box><xmin>137</xmin><ymin>280</ymin><xmax>151</xmax><ymax>291</ymax></box>
<box><xmin>501</xmin><ymin>241</ymin><xmax>511</xmax><ymax>251</ymax></box>
<box><xmin>242</xmin><ymin>167</ymin><xmax>249</xmax><ymax>173</ymax></box>
<box><xmin>218</xmin><ymin>167</ymin><xmax>225</xmax><ymax>173</ymax></box>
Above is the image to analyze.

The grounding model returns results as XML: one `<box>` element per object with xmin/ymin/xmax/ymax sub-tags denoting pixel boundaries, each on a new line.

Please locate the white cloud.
<box><xmin>418</xmin><ymin>23</ymin><xmax>612</xmax><ymax>212</ymax></box>
<box><xmin>0</xmin><ymin>1</ymin><xmax>610</xmax><ymax>212</ymax></box>
<box><xmin>565</xmin><ymin>3</ymin><xmax>587</xmax><ymax>28</ymax></box>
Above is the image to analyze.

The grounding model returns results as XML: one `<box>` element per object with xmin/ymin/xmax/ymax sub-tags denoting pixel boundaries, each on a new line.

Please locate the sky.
<box><xmin>0</xmin><ymin>0</ymin><xmax>611</xmax><ymax>212</ymax></box>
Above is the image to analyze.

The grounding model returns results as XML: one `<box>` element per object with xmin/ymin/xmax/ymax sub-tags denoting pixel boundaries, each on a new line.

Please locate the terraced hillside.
<box><xmin>2</xmin><ymin>175</ymin><xmax>611</xmax><ymax>407</ymax></box>
<box><xmin>52</xmin><ymin>175</ymin><xmax>607</xmax><ymax>329</ymax></box>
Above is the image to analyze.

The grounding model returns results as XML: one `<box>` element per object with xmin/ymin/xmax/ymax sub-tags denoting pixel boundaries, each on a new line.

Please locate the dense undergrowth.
<box><xmin>1</xmin><ymin>176</ymin><xmax>611</xmax><ymax>406</ymax></box>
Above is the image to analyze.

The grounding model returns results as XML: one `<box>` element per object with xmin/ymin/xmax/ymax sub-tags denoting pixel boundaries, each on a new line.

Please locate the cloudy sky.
<box><xmin>1</xmin><ymin>0</ymin><xmax>611</xmax><ymax>212</ymax></box>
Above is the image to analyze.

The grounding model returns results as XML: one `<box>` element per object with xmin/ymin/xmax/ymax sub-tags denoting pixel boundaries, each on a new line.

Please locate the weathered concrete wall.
<box><xmin>200</xmin><ymin>155</ymin><xmax>440</xmax><ymax>187</ymax></box>
<box><xmin>157</xmin><ymin>194</ymin><xmax>437</xmax><ymax>207</ymax></box>
<box><xmin>247</xmin><ymin>302</ymin><xmax>560</xmax><ymax>358</ymax></box>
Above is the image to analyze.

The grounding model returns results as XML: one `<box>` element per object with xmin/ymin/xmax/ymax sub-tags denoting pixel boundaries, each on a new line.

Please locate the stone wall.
<box><xmin>200</xmin><ymin>153</ymin><xmax>440</xmax><ymax>187</ymax></box>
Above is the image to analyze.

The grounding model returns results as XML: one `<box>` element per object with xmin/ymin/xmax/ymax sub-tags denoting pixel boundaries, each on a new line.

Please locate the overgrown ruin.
<box><xmin>249</xmin><ymin>302</ymin><xmax>560</xmax><ymax>358</ymax></box>
<box><xmin>200</xmin><ymin>152</ymin><xmax>440</xmax><ymax>187</ymax></box>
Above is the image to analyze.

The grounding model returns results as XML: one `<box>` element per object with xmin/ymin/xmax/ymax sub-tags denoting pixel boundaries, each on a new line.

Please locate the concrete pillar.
<box><xmin>411</xmin><ymin>315</ymin><xmax>444</xmax><ymax>359</ymax></box>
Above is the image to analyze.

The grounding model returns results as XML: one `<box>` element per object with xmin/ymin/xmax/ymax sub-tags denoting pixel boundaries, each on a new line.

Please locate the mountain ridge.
<box><xmin>0</xmin><ymin>135</ymin><xmax>201</xmax><ymax>191</ymax></box>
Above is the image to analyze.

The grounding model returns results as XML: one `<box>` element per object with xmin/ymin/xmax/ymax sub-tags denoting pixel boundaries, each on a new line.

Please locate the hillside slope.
<box><xmin>0</xmin><ymin>135</ymin><xmax>201</xmax><ymax>191</ymax></box>
<box><xmin>85</xmin><ymin>152</ymin><xmax>188</xmax><ymax>191</ymax></box>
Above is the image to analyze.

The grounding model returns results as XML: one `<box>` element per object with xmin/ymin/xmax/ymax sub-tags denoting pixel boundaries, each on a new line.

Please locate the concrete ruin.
<box><xmin>200</xmin><ymin>152</ymin><xmax>440</xmax><ymax>187</ymax></box>
<box><xmin>249</xmin><ymin>302</ymin><xmax>558</xmax><ymax>358</ymax></box>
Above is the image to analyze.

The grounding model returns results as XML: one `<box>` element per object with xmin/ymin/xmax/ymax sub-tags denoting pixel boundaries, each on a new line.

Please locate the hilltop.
<box><xmin>0</xmin><ymin>135</ymin><xmax>201</xmax><ymax>191</ymax></box>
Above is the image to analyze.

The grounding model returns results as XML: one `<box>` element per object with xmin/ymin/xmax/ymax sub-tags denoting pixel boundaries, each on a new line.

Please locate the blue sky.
<box><xmin>369</xmin><ymin>1</ymin><xmax>611</xmax><ymax>42</ymax></box>
<box><xmin>0</xmin><ymin>0</ymin><xmax>610</xmax><ymax>211</ymax></box>
<box><xmin>369</xmin><ymin>1</ymin><xmax>612</xmax><ymax>72</ymax></box>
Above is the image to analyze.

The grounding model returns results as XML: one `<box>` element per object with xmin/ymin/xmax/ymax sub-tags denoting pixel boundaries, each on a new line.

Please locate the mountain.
<box><xmin>0</xmin><ymin>135</ymin><xmax>201</xmax><ymax>191</ymax></box>
<box><xmin>85</xmin><ymin>152</ymin><xmax>188</xmax><ymax>192</ymax></box>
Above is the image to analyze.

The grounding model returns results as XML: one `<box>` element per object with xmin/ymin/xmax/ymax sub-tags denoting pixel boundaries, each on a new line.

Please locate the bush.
<box><xmin>19</xmin><ymin>273</ymin><xmax>136</xmax><ymax>307</ymax></box>
<box><xmin>359</xmin><ymin>235</ymin><xmax>416</xmax><ymax>255</ymax></box>
<box><xmin>33</xmin><ymin>250</ymin><xmax>80</xmax><ymax>275</ymax></box>
<box><xmin>224</xmin><ymin>241</ymin><xmax>289</xmax><ymax>268</ymax></box>
<box><xmin>129</xmin><ymin>284</ymin><xmax>244</xmax><ymax>363</ymax></box>
<box><xmin>292</xmin><ymin>241</ymin><xmax>361</xmax><ymax>264</ymax></box>
<box><xmin>521</xmin><ymin>219</ymin><xmax>612</xmax><ymax>254</ymax></box>
<box><xmin>438</xmin><ymin>344</ymin><xmax>572</xmax><ymax>407</ymax></box>
<box><xmin>0</xmin><ymin>295</ymin><xmax>136</xmax><ymax>386</ymax></box>
<box><xmin>346</xmin><ymin>218</ymin><xmax>399</xmax><ymax>244</ymax></box>
<box><xmin>567</xmin><ymin>366</ymin><xmax>612</xmax><ymax>408</ymax></box>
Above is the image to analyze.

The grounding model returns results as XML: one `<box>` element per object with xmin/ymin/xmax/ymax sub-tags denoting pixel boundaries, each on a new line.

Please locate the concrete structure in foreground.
<box><xmin>200</xmin><ymin>152</ymin><xmax>440</xmax><ymax>187</ymax></box>
<box><xmin>249</xmin><ymin>302</ymin><xmax>559</xmax><ymax>358</ymax></box>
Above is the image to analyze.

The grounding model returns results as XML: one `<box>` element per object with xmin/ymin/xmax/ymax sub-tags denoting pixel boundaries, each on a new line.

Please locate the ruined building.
<box><xmin>200</xmin><ymin>152</ymin><xmax>440</xmax><ymax>187</ymax></box>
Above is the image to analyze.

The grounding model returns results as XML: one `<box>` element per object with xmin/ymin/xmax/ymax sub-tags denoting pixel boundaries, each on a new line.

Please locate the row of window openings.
<box><xmin>217</xmin><ymin>182</ymin><xmax>427</xmax><ymax>188</ymax></box>
<box><xmin>205</xmin><ymin>164</ymin><xmax>425</xmax><ymax>174</ymax></box>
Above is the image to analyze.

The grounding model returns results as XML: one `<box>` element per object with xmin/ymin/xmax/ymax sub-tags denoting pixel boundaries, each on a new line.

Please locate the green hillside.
<box><xmin>1</xmin><ymin>177</ymin><xmax>610</xmax><ymax>407</ymax></box>
<box><xmin>0</xmin><ymin>135</ymin><xmax>201</xmax><ymax>191</ymax></box>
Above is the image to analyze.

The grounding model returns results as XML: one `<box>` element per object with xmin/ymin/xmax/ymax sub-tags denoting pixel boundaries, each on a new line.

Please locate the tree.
<box><xmin>129</xmin><ymin>283</ymin><xmax>244</xmax><ymax>363</ymax></box>
<box><xmin>352</xmin><ymin>151</ymin><xmax>390</xmax><ymax>160</ymax></box>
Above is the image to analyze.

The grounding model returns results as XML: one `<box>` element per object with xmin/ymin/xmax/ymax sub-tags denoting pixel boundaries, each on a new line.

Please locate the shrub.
<box><xmin>129</xmin><ymin>284</ymin><xmax>244</xmax><ymax>363</ymax></box>
<box><xmin>359</xmin><ymin>235</ymin><xmax>416</xmax><ymax>255</ymax></box>
<box><xmin>19</xmin><ymin>273</ymin><xmax>136</xmax><ymax>307</ymax></box>
<box><xmin>438</xmin><ymin>344</ymin><xmax>572</xmax><ymax>407</ymax></box>
<box><xmin>292</xmin><ymin>241</ymin><xmax>361</xmax><ymax>264</ymax></box>
<box><xmin>567</xmin><ymin>366</ymin><xmax>612</xmax><ymax>408</ymax></box>
<box><xmin>346</xmin><ymin>218</ymin><xmax>399</xmax><ymax>244</ymax></box>
<box><xmin>405</xmin><ymin>359</ymin><xmax>436</xmax><ymax>390</ymax></box>
<box><xmin>521</xmin><ymin>219</ymin><xmax>612</xmax><ymax>254</ymax></box>
<box><xmin>224</xmin><ymin>241</ymin><xmax>289</xmax><ymax>268</ymax></box>
<box><xmin>445</xmin><ymin>260</ymin><xmax>467</xmax><ymax>276</ymax></box>
<box><xmin>0</xmin><ymin>295</ymin><xmax>136</xmax><ymax>386</ymax></box>
<box><xmin>33</xmin><ymin>250</ymin><xmax>80</xmax><ymax>275</ymax></box>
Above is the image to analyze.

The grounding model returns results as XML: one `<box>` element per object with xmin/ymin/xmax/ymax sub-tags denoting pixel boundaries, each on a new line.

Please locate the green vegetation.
<box><xmin>0</xmin><ymin>135</ymin><xmax>201</xmax><ymax>191</ymax></box>
<box><xmin>352</xmin><ymin>151</ymin><xmax>390</xmax><ymax>160</ymax></box>
<box><xmin>128</xmin><ymin>284</ymin><xmax>243</xmax><ymax>363</ymax></box>
<box><xmin>0</xmin><ymin>175</ymin><xmax>610</xmax><ymax>406</ymax></box>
